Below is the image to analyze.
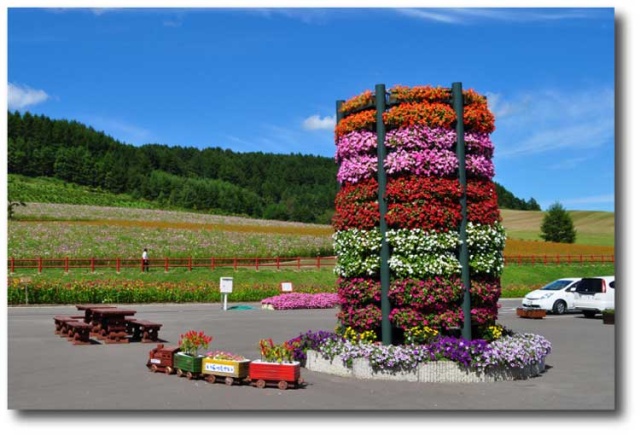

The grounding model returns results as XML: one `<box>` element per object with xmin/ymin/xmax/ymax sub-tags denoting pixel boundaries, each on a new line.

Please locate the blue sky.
<box><xmin>6</xmin><ymin>6</ymin><xmax>617</xmax><ymax>212</ymax></box>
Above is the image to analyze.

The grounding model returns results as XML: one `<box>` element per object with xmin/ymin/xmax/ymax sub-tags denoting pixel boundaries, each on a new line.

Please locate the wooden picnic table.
<box><xmin>89</xmin><ymin>307</ymin><xmax>137</xmax><ymax>343</ymax></box>
<box><xmin>75</xmin><ymin>304</ymin><xmax>117</xmax><ymax>324</ymax></box>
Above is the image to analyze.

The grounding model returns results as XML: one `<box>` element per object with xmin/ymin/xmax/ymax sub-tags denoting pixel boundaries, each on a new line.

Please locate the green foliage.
<box><xmin>7</xmin><ymin>174</ymin><xmax>156</xmax><ymax>209</ymax></box>
<box><xmin>8</xmin><ymin>111</ymin><xmax>338</xmax><ymax>224</ymax></box>
<box><xmin>540</xmin><ymin>202</ymin><xmax>577</xmax><ymax>243</ymax></box>
<box><xmin>495</xmin><ymin>182</ymin><xmax>541</xmax><ymax>211</ymax></box>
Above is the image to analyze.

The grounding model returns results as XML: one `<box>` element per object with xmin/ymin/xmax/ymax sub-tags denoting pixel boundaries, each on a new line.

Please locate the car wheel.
<box><xmin>553</xmin><ymin>300</ymin><xmax>567</xmax><ymax>315</ymax></box>
<box><xmin>583</xmin><ymin>311</ymin><xmax>597</xmax><ymax>318</ymax></box>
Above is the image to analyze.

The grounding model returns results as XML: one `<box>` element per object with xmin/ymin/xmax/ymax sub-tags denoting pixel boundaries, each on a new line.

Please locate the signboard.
<box><xmin>281</xmin><ymin>282</ymin><xmax>293</xmax><ymax>292</ymax></box>
<box><xmin>204</xmin><ymin>362</ymin><xmax>236</xmax><ymax>374</ymax></box>
<box><xmin>220</xmin><ymin>277</ymin><xmax>233</xmax><ymax>294</ymax></box>
<box><xmin>20</xmin><ymin>277</ymin><xmax>32</xmax><ymax>284</ymax></box>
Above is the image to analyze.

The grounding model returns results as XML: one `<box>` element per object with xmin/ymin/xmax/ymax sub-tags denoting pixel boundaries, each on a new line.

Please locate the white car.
<box><xmin>573</xmin><ymin>276</ymin><xmax>615</xmax><ymax>318</ymax></box>
<box><xmin>521</xmin><ymin>277</ymin><xmax>582</xmax><ymax>314</ymax></box>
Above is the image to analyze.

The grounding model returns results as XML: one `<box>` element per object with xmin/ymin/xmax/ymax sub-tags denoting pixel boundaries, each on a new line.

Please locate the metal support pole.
<box><xmin>453</xmin><ymin>82</ymin><xmax>472</xmax><ymax>340</ymax></box>
<box><xmin>375</xmin><ymin>84</ymin><xmax>392</xmax><ymax>345</ymax></box>
<box><xmin>336</xmin><ymin>100</ymin><xmax>345</xmax><ymax>123</ymax></box>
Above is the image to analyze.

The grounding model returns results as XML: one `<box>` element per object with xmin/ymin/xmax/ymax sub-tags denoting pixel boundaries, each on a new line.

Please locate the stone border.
<box><xmin>306</xmin><ymin>350</ymin><xmax>546</xmax><ymax>383</ymax></box>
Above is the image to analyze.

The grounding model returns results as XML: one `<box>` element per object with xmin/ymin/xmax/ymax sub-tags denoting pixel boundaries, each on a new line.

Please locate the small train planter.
<box><xmin>146</xmin><ymin>344</ymin><xmax>180</xmax><ymax>374</ymax></box>
<box><xmin>173</xmin><ymin>352</ymin><xmax>205</xmax><ymax>379</ymax></box>
<box><xmin>146</xmin><ymin>345</ymin><xmax>304</xmax><ymax>389</ymax></box>
<box><xmin>248</xmin><ymin>360</ymin><xmax>303</xmax><ymax>390</ymax></box>
<box><xmin>202</xmin><ymin>357</ymin><xmax>251</xmax><ymax>386</ymax></box>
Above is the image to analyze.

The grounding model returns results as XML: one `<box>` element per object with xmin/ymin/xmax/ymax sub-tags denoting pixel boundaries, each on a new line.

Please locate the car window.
<box><xmin>542</xmin><ymin>280</ymin><xmax>574</xmax><ymax>290</ymax></box>
<box><xmin>575</xmin><ymin>278</ymin><xmax>605</xmax><ymax>293</ymax></box>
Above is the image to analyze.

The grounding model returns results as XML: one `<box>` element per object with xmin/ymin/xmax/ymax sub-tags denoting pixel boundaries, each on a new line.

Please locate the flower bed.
<box><xmin>298</xmin><ymin>330</ymin><xmax>550</xmax><ymax>382</ymax></box>
<box><xmin>260</xmin><ymin>292</ymin><xmax>340</xmax><ymax>310</ymax></box>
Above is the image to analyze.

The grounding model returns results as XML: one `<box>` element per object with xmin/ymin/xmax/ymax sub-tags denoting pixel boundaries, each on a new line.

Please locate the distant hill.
<box><xmin>500</xmin><ymin>209</ymin><xmax>615</xmax><ymax>246</ymax></box>
<box><xmin>8</xmin><ymin>110</ymin><xmax>540</xmax><ymax>223</ymax></box>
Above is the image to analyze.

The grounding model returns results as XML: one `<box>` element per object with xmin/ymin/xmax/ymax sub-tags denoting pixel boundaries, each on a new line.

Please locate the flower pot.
<box><xmin>516</xmin><ymin>307</ymin><xmax>546</xmax><ymax>319</ymax></box>
<box><xmin>602</xmin><ymin>312</ymin><xmax>615</xmax><ymax>324</ymax></box>
<box><xmin>202</xmin><ymin>357</ymin><xmax>250</xmax><ymax>385</ymax></box>
<box><xmin>249</xmin><ymin>360</ymin><xmax>302</xmax><ymax>390</ymax></box>
<box><xmin>173</xmin><ymin>352</ymin><xmax>204</xmax><ymax>379</ymax></box>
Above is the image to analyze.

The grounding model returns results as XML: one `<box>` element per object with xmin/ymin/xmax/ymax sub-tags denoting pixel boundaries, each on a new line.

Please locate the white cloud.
<box><xmin>396</xmin><ymin>8</ymin><xmax>602</xmax><ymax>25</ymax></box>
<box><xmin>491</xmin><ymin>87</ymin><xmax>614</xmax><ymax>159</ymax></box>
<box><xmin>395</xmin><ymin>8</ymin><xmax>462</xmax><ymax>24</ymax></box>
<box><xmin>302</xmin><ymin>114</ymin><xmax>335</xmax><ymax>131</ymax></box>
<box><xmin>8</xmin><ymin>83</ymin><xmax>50</xmax><ymax>110</ymax></box>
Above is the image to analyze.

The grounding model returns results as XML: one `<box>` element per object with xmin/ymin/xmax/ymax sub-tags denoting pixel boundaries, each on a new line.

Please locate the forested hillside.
<box><xmin>7</xmin><ymin>111</ymin><xmax>539</xmax><ymax>223</ymax></box>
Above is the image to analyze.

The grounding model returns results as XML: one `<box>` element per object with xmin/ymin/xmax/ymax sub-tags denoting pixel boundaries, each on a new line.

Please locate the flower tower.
<box><xmin>333</xmin><ymin>84</ymin><xmax>505</xmax><ymax>343</ymax></box>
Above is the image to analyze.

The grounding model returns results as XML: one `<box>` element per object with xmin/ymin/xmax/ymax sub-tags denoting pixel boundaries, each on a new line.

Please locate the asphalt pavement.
<box><xmin>5</xmin><ymin>298</ymin><xmax>623</xmax><ymax>430</ymax></box>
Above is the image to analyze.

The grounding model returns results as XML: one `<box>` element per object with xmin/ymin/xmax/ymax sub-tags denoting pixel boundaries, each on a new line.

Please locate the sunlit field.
<box><xmin>7</xmin><ymin>203</ymin><xmax>615</xmax><ymax>302</ymax></box>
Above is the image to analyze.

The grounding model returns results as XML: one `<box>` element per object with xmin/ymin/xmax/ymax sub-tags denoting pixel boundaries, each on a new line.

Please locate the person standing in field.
<box><xmin>142</xmin><ymin>248</ymin><xmax>149</xmax><ymax>272</ymax></box>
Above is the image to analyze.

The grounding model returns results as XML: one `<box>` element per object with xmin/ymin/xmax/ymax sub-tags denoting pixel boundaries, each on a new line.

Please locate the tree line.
<box><xmin>7</xmin><ymin>110</ymin><xmax>539</xmax><ymax>223</ymax></box>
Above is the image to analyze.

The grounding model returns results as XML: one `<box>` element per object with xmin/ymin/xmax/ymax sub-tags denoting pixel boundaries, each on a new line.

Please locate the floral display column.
<box><xmin>333</xmin><ymin>85</ymin><xmax>506</xmax><ymax>343</ymax></box>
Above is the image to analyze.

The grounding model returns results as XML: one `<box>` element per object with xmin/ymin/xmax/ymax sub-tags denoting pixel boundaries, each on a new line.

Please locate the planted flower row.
<box><xmin>333</xmin><ymin>176</ymin><xmax>499</xmax><ymax>231</ymax></box>
<box><xmin>7</xmin><ymin>278</ymin><xmax>335</xmax><ymax>306</ymax></box>
<box><xmin>287</xmin><ymin>328</ymin><xmax>551</xmax><ymax>374</ymax></box>
<box><xmin>260</xmin><ymin>292</ymin><xmax>340</xmax><ymax>310</ymax></box>
<box><xmin>337</xmin><ymin>276</ymin><xmax>501</xmax><ymax>330</ymax></box>
<box><xmin>333</xmin><ymin>223</ymin><xmax>506</xmax><ymax>278</ymax></box>
<box><xmin>334</xmin><ymin>100</ymin><xmax>495</xmax><ymax>139</ymax></box>
<box><xmin>337</xmin><ymin>149</ymin><xmax>494</xmax><ymax>184</ymax></box>
<box><xmin>335</xmin><ymin>127</ymin><xmax>494</xmax><ymax>161</ymax></box>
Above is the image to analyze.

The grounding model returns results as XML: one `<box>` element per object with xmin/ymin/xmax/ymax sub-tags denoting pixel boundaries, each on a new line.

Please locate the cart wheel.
<box><xmin>165</xmin><ymin>366</ymin><xmax>173</xmax><ymax>375</ymax></box>
<box><xmin>297</xmin><ymin>377</ymin><xmax>304</xmax><ymax>386</ymax></box>
<box><xmin>255</xmin><ymin>379</ymin><xmax>266</xmax><ymax>389</ymax></box>
<box><xmin>225</xmin><ymin>377</ymin><xmax>234</xmax><ymax>386</ymax></box>
<box><xmin>206</xmin><ymin>375</ymin><xmax>216</xmax><ymax>384</ymax></box>
<box><xmin>186</xmin><ymin>371</ymin><xmax>194</xmax><ymax>380</ymax></box>
<box><xmin>176</xmin><ymin>368</ymin><xmax>184</xmax><ymax>377</ymax></box>
<box><xmin>277</xmin><ymin>380</ymin><xmax>288</xmax><ymax>390</ymax></box>
<box><xmin>150</xmin><ymin>364</ymin><xmax>158</xmax><ymax>373</ymax></box>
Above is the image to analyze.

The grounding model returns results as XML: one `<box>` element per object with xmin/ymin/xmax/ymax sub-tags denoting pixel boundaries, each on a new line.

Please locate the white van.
<box><xmin>572</xmin><ymin>276</ymin><xmax>615</xmax><ymax>318</ymax></box>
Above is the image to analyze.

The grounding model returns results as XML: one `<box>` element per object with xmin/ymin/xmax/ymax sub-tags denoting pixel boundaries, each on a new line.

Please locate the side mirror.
<box><xmin>566</xmin><ymin>286</ymin><xmax>577</xmax><ymax>292</ymax></box>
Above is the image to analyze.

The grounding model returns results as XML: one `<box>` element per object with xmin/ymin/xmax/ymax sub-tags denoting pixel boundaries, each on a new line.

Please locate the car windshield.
<box><xmin>541</xmin><ymin>280</ymin><xmax>574</xmax><ymax>291</ymax></box>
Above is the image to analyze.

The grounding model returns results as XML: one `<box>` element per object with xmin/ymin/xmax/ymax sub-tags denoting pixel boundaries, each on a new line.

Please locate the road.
<box><xmin>5</xmin><ymin>299</ymin><xmax>622</xmax><ymax>430</ymax></box>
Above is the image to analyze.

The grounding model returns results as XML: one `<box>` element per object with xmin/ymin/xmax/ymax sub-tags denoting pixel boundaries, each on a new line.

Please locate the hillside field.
<box><xmin>7</xmin><ymin>189</ymin><xmax>615</xmax><ymax>301</ymax></box>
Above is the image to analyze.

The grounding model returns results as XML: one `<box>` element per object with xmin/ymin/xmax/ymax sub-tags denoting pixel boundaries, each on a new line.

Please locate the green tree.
<box><xmin>540</xmin><ymin>202</ymin><xmax>577</xmax><ymax>243</ymax></box>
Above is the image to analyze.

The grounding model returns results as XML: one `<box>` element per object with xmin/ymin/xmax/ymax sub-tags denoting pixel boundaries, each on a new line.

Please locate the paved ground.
<box><xmin>4</xmin><ymin>299</ymin><xmax>625</xmax><ymax>429</ymax></box>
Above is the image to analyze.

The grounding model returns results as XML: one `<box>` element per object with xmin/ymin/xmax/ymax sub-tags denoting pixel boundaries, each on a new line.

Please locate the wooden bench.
<box><xmin>127</xmin><ymin>319</ymin><xmax>163</xmax><ymax>343</ymax></box>
<box><xmin>54</xmin><ymin>315</ymin><xmax>85</xmax><ymax>335</ymax></box>
<box><xmin>64</xmin><ymin>321</ymin><xmax>93</xmax><ymax>345</ymax></box>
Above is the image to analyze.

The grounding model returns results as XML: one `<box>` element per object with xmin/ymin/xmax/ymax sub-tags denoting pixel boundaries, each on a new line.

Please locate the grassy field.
<box><xmin>500</xmin><ymin>209</ymin><xmax>615</xmax><ymax>246</ymax></box>
<box><xmin>7</xmin><ymin>177</ymin><xmax>616</xmax><ymax>300</ymax></box>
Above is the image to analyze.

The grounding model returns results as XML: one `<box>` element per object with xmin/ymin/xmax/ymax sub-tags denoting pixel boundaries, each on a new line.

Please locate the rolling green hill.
<box><xmin>500</xmin><ymin>209</ymin><xmax>615</xmax><ymax>246</ymax></box>
<box><xmin>9</xmin><ymin>174</ymin><xmax>615</xmax><ymax>248</ymax></box>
